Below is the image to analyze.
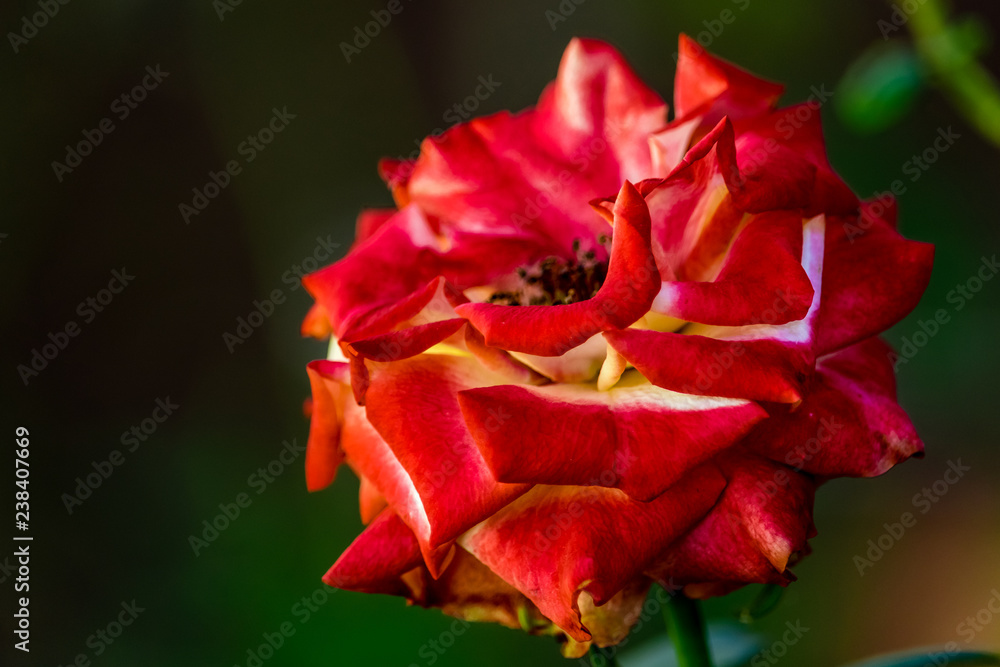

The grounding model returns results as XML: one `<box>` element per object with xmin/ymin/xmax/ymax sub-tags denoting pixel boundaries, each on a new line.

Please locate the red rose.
<box><xmin>301</xmin><ymin>36</ymin><xmax>933</xmax><ymax>657</ymax></box>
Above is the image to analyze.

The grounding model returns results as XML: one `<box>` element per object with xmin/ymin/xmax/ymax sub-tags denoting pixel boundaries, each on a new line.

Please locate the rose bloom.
<box><xmin>299</xmin><ymin>36</ymin><xmax>933</xmax><ymax>657</ymax></box>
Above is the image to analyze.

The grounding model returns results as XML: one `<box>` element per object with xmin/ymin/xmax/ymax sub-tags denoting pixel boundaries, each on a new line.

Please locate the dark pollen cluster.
<box><xmin>486</xmin><ymin>238</ymin><xmax>610</xmax><ymax>306</ymax></box>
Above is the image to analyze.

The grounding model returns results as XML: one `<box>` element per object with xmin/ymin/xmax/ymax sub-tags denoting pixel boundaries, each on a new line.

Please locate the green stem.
<box><xmin>588</xmin><ymin>644</ymin><xmax>619</xmax><ymax>667</ymax></box>
<box><xmin>663</xmin><ymin>594</ymin><xmax>714</xmax><ymax>667</ymax></box>
<box><xmin>896</xmin><ymin>0</ymin><xmax>1000</xmax><ymax>148</ymax></box>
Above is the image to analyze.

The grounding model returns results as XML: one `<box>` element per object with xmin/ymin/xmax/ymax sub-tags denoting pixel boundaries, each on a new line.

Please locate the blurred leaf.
<box><xmin>736</xmin><ymin>584</ymin><xmax>786</xmax><ymax>624</ymax></box>
<box><xmin>836</xmin><ymin>41</ymin><xmax>924</xmax><ymax>134</ymax></box>
<box><xmin>840</xmin><ymin>648</ymin><xmax>1000</xmax><ymax>667</ymax></box>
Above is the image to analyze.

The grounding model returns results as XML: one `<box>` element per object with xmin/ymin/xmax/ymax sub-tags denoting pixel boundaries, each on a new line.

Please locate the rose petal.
<box><xmin>324</xmin><ymin>509</ymin><xmax>423</xmax><ymax>595</ymax></box>
<box><xmin>334</xmin><ymin>387</ymin><xmax>427</xmax><ymax>538</ymax></box>
<box><xmin>463</xmin><ymin>325</ymin><xmax>548</xmax><ymax>385</ymax></box>
<box><xmin>649</xmin><ymin>116</ymin><xmax>701</xmax><ymax>176</ymax></box>
<box><xmin>459</xmin><ymin>376</ymin><xmax>766</xmax><ymax>501</ymax></box>
<box><xmin>539</xmin><ymin>37</ymin><xmax>667</xmax><ymax>183</ymax></box>
<box><xmin>301</xmin><ymin>303</ymin><xmax>332</xmax><ymax>340</ymax></box>
<box><xmin>645</xmin><ymin>125</ymin><xmax>746</xmax><ymax>284</ymax></box>
<box><xmin>347</xmin><ymin>318</ymin><xmax>467</xmax><ymax>363</ymax></box>
<box><xmin>647</xmin><ymin>454</ymin><xmax>815</xmax><ymax>596</ymax></box>
<box><xmin>604</xmin><ymin>329</ymin><xmax>812</xmax><ymax>403</ymax></box>
<box><xmin>571</xmin><ymin>579</ymin><xmax>652</xmax><ymax>655</ymax></box>
<box><xmin>304</xmin><ymin>360</ymin><xmax>348</xmax><ymax>492</ymax></box>
<box><xmin>404</xmin><ymin>38</ymin><xmax>666</xmax><ymax>259</ymax></box>
<box><xmin>613</xmin><ymin>215</ymin><xmax>825</xmax><ymax>403</ymax></box>
<box><xmin>340</xmin><ymin>275</ymin><xmax>465</xmax><ymax>343</ymax></box>
<box><xmin>651</xmin><ymin>211</ymin><xmax>814</xmax><ymax>326</ymax></box>
<box><xmin>353</xmin><ymin>208</ymin><xmax>397</xmax><ymax>247</ymax></box>
<box><xmin>815</xmin><ymin>197</ymin><xmax>935</xmax><ymax>355</ymax></box>
<box><xmin>363</xmin><ymin>354</ymin><xmax>531</xmax><ymax>553</ymax></box>
<box><xmin>358</xmin><ymin>473</ymin><xmax>388</xmax><ymax>525</ymax></box>
<box><xmin>646</xmin><ymin>117</ymin><xmax>816</xmax><ymax>291</ymax></box>
<box><xmin>459</xmin><ymin>465</ymin><xmax>726</xmax><ymax>641</ymax></box>
<box><xmin>327</xmin><ymin>523</ymin><xmax>561</xmax><ymax>646</ymax></box>
<box><xmin>303</xmin><ymin>207</ymin><xmax>538</xmax><ymax>339</ymax></box>
<box><xmin>746</xmin><ymin>337</ymin><xmax>924</xmax><ymax>477</ymax></box>
<box><xmin>377</xmin><ymin>158</ymin><xmax>415</xmax><ymax>207</ymax></box>
<box><xmin>456</xmin><ymin>181</ymin><xmax>659</xmax><ymax>356</ymax></box>
<box><xmin>508</xmin><ymin>334</ymin><xmax>608</xmax><ymax>384</ymax></box>
<box><xmin>735</xmin><ymin>105</ymin><xmax>859</xmax><ymax>216</ymax></box>
<box><xmin>673</xmin><ymin>34</ymin><xmax>784</xmax><ymax>122</ymax></box>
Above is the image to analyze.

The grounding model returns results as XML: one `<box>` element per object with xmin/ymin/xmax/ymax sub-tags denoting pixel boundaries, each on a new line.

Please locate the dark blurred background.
<box><xmin>2</xmin><ymin>1</ymin><xmax>999</xmax><ymax>665</ymax></box>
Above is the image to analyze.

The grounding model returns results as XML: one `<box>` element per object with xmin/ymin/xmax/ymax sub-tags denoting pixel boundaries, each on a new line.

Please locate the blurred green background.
<box><xmin>2</xmin><ymin>0</ymin><xmax>999</xmax><ymax>665</ymax></box>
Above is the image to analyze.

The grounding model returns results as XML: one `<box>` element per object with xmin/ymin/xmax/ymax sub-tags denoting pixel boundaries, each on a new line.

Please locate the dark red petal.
<box><xmin>303</xmin><ymin>207</ymin><xmax>532</xmax><ymax>339</ymax></box>
<box><xmin>347</xmin><ymin>318</ymin><xmax>466</xmax><ymax>363</ymax></box>
<box><xmin>347</xmin><ymin>352</ymin><xmax>370</xmax><ymax>406</ymax></box>
<box><xmin>463</xmin><ymin>325</ymin><xmax>548</xmax><ymax>385</ymax></box>
<box><xmin>673</xmin><ymin>34</ymin><xmax>784</xmax><ymax>122</ymax></box>
<box><xmin>726</xmin><ymin>131</ymin><xmax>819</xmax><ymax>213</ymax></box>
<box><xmin>816</xmin><ymin>198</ymin><xmax>935</xmax><ymax>355</ymax></box>
<box><xmin>648</xmin><ymin>454</ymin><xmax>815</xmax><ymax>596</ymax></box>
<box><xmin>459</xmin><ymin>379</ymin><xmax>766</xmax><ymax>501</ymax></box>
<box><xmin>460</xmin><ymin>465</ymin><xmax>726</xmax><ymax>641</ymax></box>
<box><xmin>652</xmin><ymin>211</ymin><xmax>814</xmax><ymax>326</ymax></box>
<box><xmin>605</xmin><ymin>329</ymin><xmax>810</xmax><ymax>403</ymax></box>
<box><xmin>302</xmin><ymin>206</ymin><xmax>443</xmax><ymax>337</ymax></box>
<box><xmin>614</xmin><ymin>214</ymin><xmax>826</xmax><ymax>404</ymax></box>
<box><xmin>746</xmin><ymin>337</ymin><xmax>924</xmax><ymax>477</ymax></box>
<box><xmin>324</xmin><ymin>509</ymin><xmax>423</xmax><ymax>595</ymax></box>
<box><xmin>647</xmin><ymin>117</ymin><xmax>843</xmax><ymax>287</ymax></box>
<box><xmin>455</xmin><ymin>181</ymin><xmax>658</xmax><ymax>356</ymax></box>
<box><xmin>735</xmin><ymin>104</ymin><xmax>859</xmax><ymax>216</ymax></box>
<box><xmin>337</xmin><ymin>276</ymin><xmax>469</xmax><ymax>391</ymax></box>
<box><xmin>406</xmin><ymin>115</ymin><xmax>601</xmax><ymax>257</ymax></box>
<box><xmin>646</xmin><ymin>117</ymin><xmax>813</xmax><ymax>287</ymax></box>
<box><xmin>685</xmin><ymin>116</ymin><xmax>821</xmax><ymax>215</ymax></box>
<box><xmin>341</xmin><ymin>275</ymin><xmax>467</xmax><ymax>344</ymax></box>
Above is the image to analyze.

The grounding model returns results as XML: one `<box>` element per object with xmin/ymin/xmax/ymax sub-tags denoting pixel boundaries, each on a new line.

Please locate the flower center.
<box><xmin>487</xmin><ymin>239</ymin><xmax>609</xmax><ymax>306</ymax></box>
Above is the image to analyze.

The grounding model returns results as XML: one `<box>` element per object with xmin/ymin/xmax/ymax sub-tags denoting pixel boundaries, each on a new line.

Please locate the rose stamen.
<box><xmin>486</xmin><ymin>239</ymin><xmax>609</xmax><ymax>306</ymax></box>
